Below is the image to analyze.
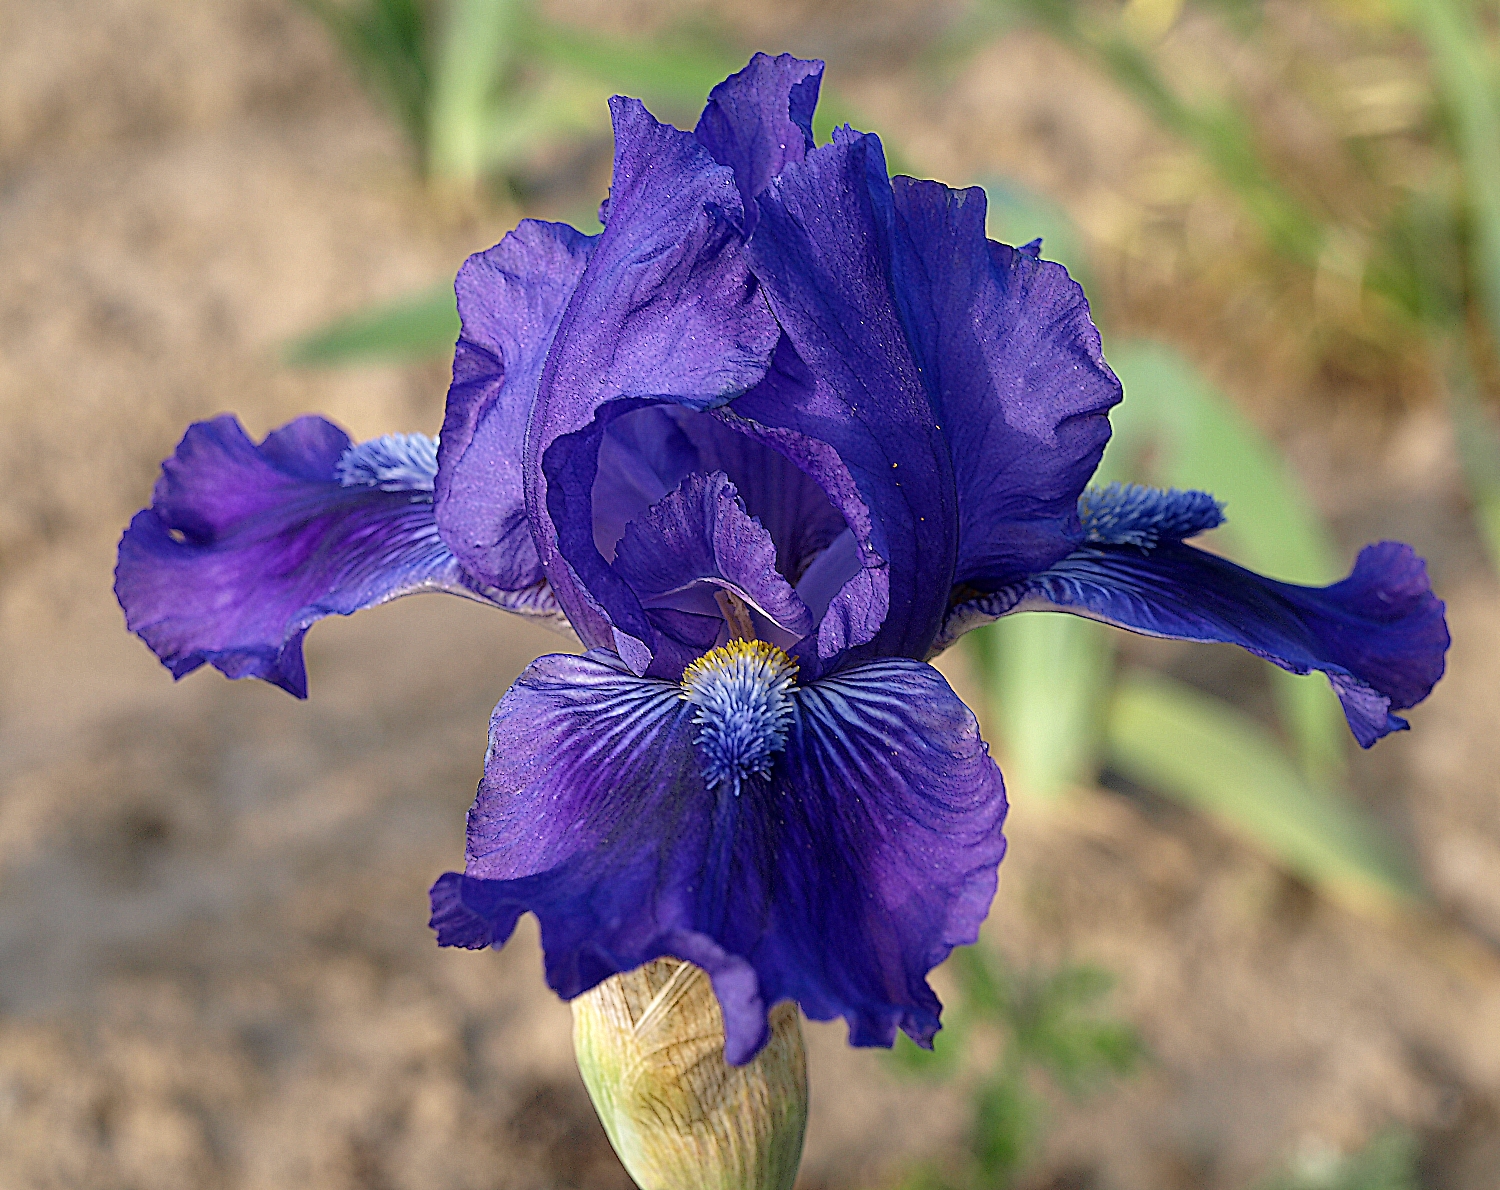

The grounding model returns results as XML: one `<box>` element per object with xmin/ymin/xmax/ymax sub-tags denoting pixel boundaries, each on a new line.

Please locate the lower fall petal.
<box><xmin>1005</xmin><ymin>539</ymin><xmax>1449</xmax><ymax>746</ymax></box>
<box><xmin>115</xmin><ymin>415</ymin><xmax>563</xmax><ymax>698</ymax></box>
<box><xmin>429</xmin><ymin>652</ymin><xmax>1007</xmax><ymax>1064</ymax></box>
<box><xmin>757</xmin><ymin>659</ymin><xmax>1008</xmax><ymax>1049</ymax></box>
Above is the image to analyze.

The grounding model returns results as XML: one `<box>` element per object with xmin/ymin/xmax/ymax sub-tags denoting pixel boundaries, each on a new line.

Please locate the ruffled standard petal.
<box><xmin>527</xmin><ymin>97</ymin><xmax>780</xmax><ymax>655</ymax></box>
<box><xmin>429</xmin><ymin>652</ymin><xmax>1006</xmax><ymax>1065</ymax></box>
<box><xmin>115</xmin><ymin>416</ymin><xmax>559</xmax><ymax>698</ymax></box>
<box><xmin>590</xmin><ymin>405</ymin><xmax>701</xmax><ymax>562</ymax></box>
<box><xmin>745</xmin><ymin>133</ymin><xmax>1123</xmax><ymax>663</ymax></box>
<box><xmin>888</xmin><ymin>179</ymin><xmax>1120</xmax><ymax>587</ymax></box>
<box><xmin>436</xmin><ymin>219</ymin><xmax>597</xmax><ymax>592</ymax></box>
<box><xmin>694</xmin><ymin>52</ymin><xmax>824</xmax><ymax>224</ymax></box>
<box><xmin>611</xmin><ymin>471</ymin><xmax>814</xmax><ymax>677</ymax></box>
<box><xmin>1010</xmin><ymin>539</ymin><xmax>1449</xmax><ymax>746</ymax></box>
<box><xmin>672</xmin><ymin>406</ymin><xmax>848</xmax><ymax>586</ymax></box>
<box><xmin>744</xmin><ymin>131</ymin><xmax>959</xmax><ymax>663</ymax></box>
<box><xmin>586</xmin><ymin>402</ymin><xmax>848</xmax><ymax>583</ymax></box>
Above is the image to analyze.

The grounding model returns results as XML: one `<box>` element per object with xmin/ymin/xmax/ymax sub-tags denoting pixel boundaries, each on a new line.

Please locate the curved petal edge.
<box><xmin>1006</xmin><ymin>539</ymin><xmax>1449</xmax><ymax>746</ymax></box>
<box><xmin>429</xmin><ymin>652</ymin><xmax>1006</xmax><ymax>1064</ymax></box>
<box><xmin>115</xmin><ymin>416</ymin><xmax>558</xmax><ymax>698</ymax></box>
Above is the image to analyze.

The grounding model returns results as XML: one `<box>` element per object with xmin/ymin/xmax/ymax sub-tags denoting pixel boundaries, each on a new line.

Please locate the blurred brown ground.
<box><xmin>1</xmin><ymin>2</ymin><xmax>1498</xmax><ymax>1188</ymax></box>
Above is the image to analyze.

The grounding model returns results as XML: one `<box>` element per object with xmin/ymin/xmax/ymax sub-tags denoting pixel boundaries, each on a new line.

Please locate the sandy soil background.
<box><xmin>2</xmin><ymin>2</ymin><xmax>1499</xmax><ymax>1187</ymax></box>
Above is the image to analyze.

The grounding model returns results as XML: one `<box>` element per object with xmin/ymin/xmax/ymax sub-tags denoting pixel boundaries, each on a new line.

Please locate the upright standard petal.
<box><xmin>694</xmin><ymin>52</ymin><xmax>824</xmax><ymax>223</ymax></box>
<box><xmin>116</xmin><ymin>416</ymin><xmax>559</xmax><ymax>698</ymax></box>
<box><xmin>589</xmin><ymin>405</ymin><xmax>701</xmax><ymax>562</ymax></box>
<box><xmin>436</xmin><ymin>219</ymin><xmax>597</xmax><ymax>592</ymax></box>
<box><xmin>564</xmin><ymin>394</ymin><xmax>859</xmax><ymax>677</ymax></box>
<box><xmin>429</xmin><ymin>652</ymin><xmax>1005</xmax><ymax>1065</ymax></box>
<box><xmin>745</xmin><ymin>131</ymin><xmax>959</xmax><ymax>663</ymax></box>
<box><xmin>888</xmin><ymin>179</ymin><xmax>1120</xmax><ymax>588</ymax></box>
<box><xmin>526</xmin><ymin>98</ymin><xmax>780</xmax><ymax>663</ymax></box>
<box><xmin>745</xmin><ymin>131</ymin><xmax>1122</xmax><ymax>663</ymax></box>
<box><xmin>1002</xmin><ymin>523</ymin><xmax>1448</xmax><ymax>746</ymax></box>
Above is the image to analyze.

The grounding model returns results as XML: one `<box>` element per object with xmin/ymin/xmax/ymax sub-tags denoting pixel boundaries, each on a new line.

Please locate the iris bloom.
<box><xmin>116</xmin><ymin>54</ymin><xmax>1448</xmax><ymax>1066</ymax></box>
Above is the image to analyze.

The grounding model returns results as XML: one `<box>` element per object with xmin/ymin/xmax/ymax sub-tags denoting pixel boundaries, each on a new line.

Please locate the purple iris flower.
<box><xmin>115</xmin><ymin>54</ymin><xmax>1448</xmax><ymax>1066</ymax></box>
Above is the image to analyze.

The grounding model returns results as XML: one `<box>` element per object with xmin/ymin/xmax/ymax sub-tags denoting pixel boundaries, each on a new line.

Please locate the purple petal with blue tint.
<box><xmin>1078</xmin><ymin>482</ymin><xmax>1225</xmax><ymax>549</ymax></box>
<box><xmin>762</xmin><ymin>660</ymin><xmax>1008</xmax><ymax>1050</ymax></box>
<box><xmin>436</xmin><ymin>219</ymin><xmax>596</xmax><ymax>592</ymax></box>
<box><xmin>115</xmin><ymin>416</ymin><xmax>563</xmax><ymax>698</ymax></box>
<box><xmin>590</xmin><ymin>405</ymin><xmax>700</xmax><ymax>561</ymax></box>
<box><xmin>675</xmin><ymin>407</ymin><xmax>848</xmax><ymax>586</ymax></box>
<box><xmin>715</xmin><ymin>350</ymin><xmax>889</xmax><ymax>672</ymax></box>
<box><xmin>1010</xmin><ymin>539</ymin><xmax>1449</xmax><ymax>746</ymax></box>
<box><xmin>745</xmin><ymin>133</ymin><xmax>957</xmax><ymax>661</ymax></box>
<box><xmin>578</xmin><ymin>397</ymin><xmax>856</xmax><ymax>675</ymax></box>
<box><xmin>429</xmin><ymin>652</ymin><xmax>1006</xmax><ymax>1064</ymax></box>
<box><xmin>586</xmin><ymin>403</ymin><xmax>847</xmax><ymax>581</ymax></box>
<box><xmin>694</xmin><ymin>52</ymin><xmax>824</xmax><ymax>226</ymax></box>
<box><xmin>612</xmin><ymin>471</ymin><xmax>814</xmax><ymax>677</ymax></box>
<box><xmin>888</xmin><ymin>178</ymin><xmax>1121</xmax><ymax>587</ymax></box>
<box><xmin>744</xmin><ymin>132</ymin><xmax>1124</xmax><ymax>662</ymax></box>
<box><xmin>793</xmin><ymin>528</ymin><xmax>861</xmax><ymax>624</ymax></box>
<box><xmin>527</xmin><ymin>98</ymin><xmax>780</xmax><ymax>658</ymax></box>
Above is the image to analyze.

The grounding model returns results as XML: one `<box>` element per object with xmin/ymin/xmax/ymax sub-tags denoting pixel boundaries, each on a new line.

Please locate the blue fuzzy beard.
<box><xmin>680</xmin><ymin>639</ymin><xmax>799</xmax><ymax>795</ymax></box>
<box><xmin>1079</xmin><ymin>482</ymin><xmax>1224</xmax><ymax>550</ymax></box>
<box><xmin>336</xmin><ymin>433</ymin><xmax>440</xmax><ymax>491</ymax></box>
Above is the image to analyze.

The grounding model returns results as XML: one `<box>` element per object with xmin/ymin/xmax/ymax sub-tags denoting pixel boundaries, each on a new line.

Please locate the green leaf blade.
<box><xmin>427</xmin><ymin>0</ymin><xmax>520</xmax><ymax>181</ymax></box>
<box><xmin>1106</xmin><ymin>671</ymin><xmax>1423</xmax><ymax>908</ymax></box>
<box><xmin>1102</xmin><ymin>340</ymin><xmax>1350</xmax><ymax>782</ymax></box>
<box><xmin>971</xmin><ymin>613</ymin><xmax>1114</xmax><ymax>803</ymax></box>
<box><xmin>283</xmin><ymin>285</ymin><xmax>460</xmax><ymax>366</ymax></box>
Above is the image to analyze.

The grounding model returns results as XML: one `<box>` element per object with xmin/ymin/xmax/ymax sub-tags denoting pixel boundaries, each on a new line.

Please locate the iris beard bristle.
<box><xmin>680</xmin><ymin>640</ymin><xmax>799</xmax><ymax>794</ymax></box>
<box><xmin>1079</xmin><ymin>482</ymin><xmax>1224</xmax><ymax>550</ymax></box>
<box><xmin>335</xmin><ymin>432</ymin><xmax>439</xmax><ymax>491</ymax></box>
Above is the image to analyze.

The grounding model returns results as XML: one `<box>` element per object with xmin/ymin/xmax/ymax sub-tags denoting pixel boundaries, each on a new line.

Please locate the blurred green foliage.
<box><xmin>890</xmin><ymin>946</ymin><xmax>1416</xmax><ymax>1188</ymax></box>
<box><xmin>1257</xmin><ymin>1130</ymin><xmax>1419</xmax><ymax>1190</ymax></box>
<box><xmin>285</xmin><ymin>283</ymin><xmax>460</xmax><ymax>365</ymax></box>
<box><xmin>301</xmin><ymin>0</ymin><xmax>432</xmax><ymax>151</ymax></box>
<box><xmin>1407</xmin><ymin>0</ymin><xmax>1500</xmax><ymax>572</ymax></box>
<box><xmin>297</xmin><ymin>0</ymin><xmax>736</xmax><ymax>185</ymax></box>
<box><xmin>969</xmin><ymin>0</ymin><xmax>1326</xmax><ymax>265</ymax></box>
<box><xmin>1105</xmin><ymin>340</ymin><xmax>1349</xmax><ymax>787</ymax></box>
<box><xmin>889</xmin><ymin>947</ymin><xmax>1142</xmax><ymax>1190</ymax></box>
<box><xmin>1109</xmin><ymin>671</ymin><xmax>1420</xmax><ymax>907</ymax></box>
<box><xmin>975</xmin><ymin>0</ymin><xmax>1500</xmax><ymax>570</ymax></box>
<box><xmin>284</xmin><ymin>0</ymin><xmax>895</xmax><ymax>365</ymax></box>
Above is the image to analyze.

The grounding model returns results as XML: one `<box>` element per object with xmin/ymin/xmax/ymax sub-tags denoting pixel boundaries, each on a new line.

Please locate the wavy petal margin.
<box><xmin>528</xmin><ymin>98</ymin><xmax>780</xmax><ymax>658</ymax></box>
<box><xmin>888</xmin><ymin>180</ymin><xmax>1121</xmax><ymax>588</ymax></box>
<box><xmin>429</xmin><ymin>652</ymin><xmax>1006</xmax><ymax>1063</ymax></box>
<box><xmin>694</xmin><ymin>51</ymin><xmax>824</xmax><ymax>226</ymax></box>
<box><xmin>116</xmin><ymin>416</ymin><xmax>563</xmax><ymax>697</ymax></box>
<box><xmin>611</xmin><ymin>471</ymin><xmax>814</xmax><ymax>678</ymax></box>
<box><xmin>437</xmin><ymin>219</ymin><xmax>597</xmax><ymax>592</ymax></box>
<box><xmin>1007</xmin><ymin>540</ymin><xmax>1449</xmax><ymax>746</ymax></box>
